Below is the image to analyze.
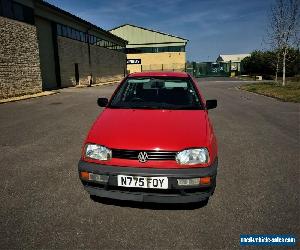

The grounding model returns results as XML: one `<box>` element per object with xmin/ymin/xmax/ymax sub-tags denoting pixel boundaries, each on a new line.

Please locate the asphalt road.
<box><xmin>0</xmin><ymin>78</ymin><xmax>299</xmax><ymax>249</ymax></box>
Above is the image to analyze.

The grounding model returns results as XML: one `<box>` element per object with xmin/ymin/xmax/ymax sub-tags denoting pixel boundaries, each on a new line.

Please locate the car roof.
<box><xmin>128</xmin><ymin>71</ymin><xmax>190</xmax><ymax>78</ymax></box>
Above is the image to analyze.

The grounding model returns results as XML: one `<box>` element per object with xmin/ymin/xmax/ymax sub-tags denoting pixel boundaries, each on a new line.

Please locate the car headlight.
<box><xmin>85</xmin><ymin>144</ymin><xmax>112</xmax><ymax>161</ymax></box>
<box><xmin>176</xmin><ymin>148</ymin><xmax>209</xmax><ymax>165</ymax></box>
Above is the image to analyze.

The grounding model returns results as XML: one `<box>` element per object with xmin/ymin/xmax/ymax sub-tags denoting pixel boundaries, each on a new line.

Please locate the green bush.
<box><xmin>241</xmin><ymin>49</ymin><xmax>300</xmax><ymax>77</ymax></box>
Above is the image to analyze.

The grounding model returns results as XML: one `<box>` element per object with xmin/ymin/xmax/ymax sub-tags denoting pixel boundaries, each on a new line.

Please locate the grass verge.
<box><xmin>239</xmin><ymin>81</ymin><xmax>300</xmax><ymax>103</ymax></box>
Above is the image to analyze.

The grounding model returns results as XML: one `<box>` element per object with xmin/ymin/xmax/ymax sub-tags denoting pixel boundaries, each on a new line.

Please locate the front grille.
<box><xmin>112</xmin><ymin>149</ymin><xmax>177</xmax><ymax>161</ymax></box>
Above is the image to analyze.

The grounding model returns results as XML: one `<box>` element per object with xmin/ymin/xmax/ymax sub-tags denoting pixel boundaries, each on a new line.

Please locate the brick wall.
<box><xmin>0</xmin><ymin>17</ymin><xmax>42</xmax><ymax>99</ymax></box>
<box><xmin>57</xmin><ymin>36</ymin><xmax>126</xmax><ymax>87</ymax></box>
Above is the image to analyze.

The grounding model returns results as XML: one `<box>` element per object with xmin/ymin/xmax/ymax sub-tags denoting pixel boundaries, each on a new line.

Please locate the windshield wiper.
<box><xmin>109</xmin><ymin>104</ymin><xmax>203</xmax><ymax>110</ymax></box>
<box><xmin>129</xmin><ymin>106</ymin><xmax>162</xmax><ymax>109</ymax></box>
<box><xmin>166</xmin><ymin>106</ymin><xmax>202</xmax><ymax>110</ymax></box>
<box><xmin>109</xmin><ymin>105</ymin><xmax>131</xmax><ymax>109</ymax></box>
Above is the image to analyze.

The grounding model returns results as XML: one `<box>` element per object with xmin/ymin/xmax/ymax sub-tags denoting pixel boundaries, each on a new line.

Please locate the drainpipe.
<box><xmin>87</xmin><ymin>25</ymin><xmax>92</xmax><ymax>87</ymax></box>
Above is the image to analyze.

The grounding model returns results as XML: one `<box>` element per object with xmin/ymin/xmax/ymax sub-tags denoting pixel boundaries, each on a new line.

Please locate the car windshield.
<box><xmin>109</xmin><ymin>77</ymin><xmax>203</xmax><ymax>110</ymax></box>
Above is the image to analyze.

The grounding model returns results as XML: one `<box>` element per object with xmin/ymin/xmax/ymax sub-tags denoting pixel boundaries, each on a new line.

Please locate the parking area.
<box><xmin>0</xmin><ymin>78</ymin><xmax>299</xmax><ymax>249</ymax></box>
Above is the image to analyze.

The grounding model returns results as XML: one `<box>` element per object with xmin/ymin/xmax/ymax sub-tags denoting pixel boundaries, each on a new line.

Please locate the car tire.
<box><xmin>199</xmin><ymin>198</ymin><xmax>209</xmax><ymax>206</ymax></box>
<box><xmin>210</xmin><ymin>177</ymin><xmax>217</xmax><ymax>195</ymax></box>
<box><xmin>211</xmin><ymin>185</ymin><xmax>216</xmax><ymax>195</ymax></box>
<box><xmin>90</xmin><ymin>195</ymin><xmax>99</xmax><ymax>202</ymax></box>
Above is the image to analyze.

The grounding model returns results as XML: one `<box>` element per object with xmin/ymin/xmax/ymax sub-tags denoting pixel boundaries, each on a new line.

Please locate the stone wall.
<box><xmin>57</xmin><ymin>36</ymin><xmax>126</xmax><ymax>87</ymax></box>
<box><xmin>0</xmin><ymin>17</ymin><xmax>42</xmax><ymax>99</ymax></box>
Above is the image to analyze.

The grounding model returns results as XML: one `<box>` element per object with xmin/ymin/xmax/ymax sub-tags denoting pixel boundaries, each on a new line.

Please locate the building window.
<box><xmin>126</xmin><ymin>46</ymin><xmax>185</xmax><ymax>54</ymax></box>
<box><xmin>74</xmin><ymin>30</ymin><xmax>78</xmax><ymax>40</ymax></box>
<box><xmin>62</xmin><ymin>25</ymin><xmax>67</xmax><ymax>37</ymax></box>
<box><xmin>67</xmin><ymin>27</ymin><xmax>71</xmax><ymax>38</ymax></box>
<box><xmin>0</xmin><ymin>1</ymin><xmax>35</xmax><ymax>25</ymax></box>
<box><xmin>71</xmin><ymin>29</ymin><xmax>75</xmax><ymax>39</ymax></box>
<box><xmin>55</xmin><ymin>23</ymin><xmax>125</xmax><ymax>52</ymax></box>
<box><xmin>79</xmin><ymin>32</ymin><xmax>84</xmax><ymax>42</ymax></box>
<box><xmin>57</xmin><ymin>24</ymin><xmax>62</xmax><ymax>36</ymax></box>
<box><xmin>12</xmin><ymin>2</ymin><xmax>23</xmax><ymax>20</ymax></box>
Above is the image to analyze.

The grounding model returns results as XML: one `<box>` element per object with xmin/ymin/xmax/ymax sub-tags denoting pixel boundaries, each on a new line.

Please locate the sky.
<box><xmin>46</xmin><ymin>0</ymin><xmax>275</xmax><ymax>61</ymax></box>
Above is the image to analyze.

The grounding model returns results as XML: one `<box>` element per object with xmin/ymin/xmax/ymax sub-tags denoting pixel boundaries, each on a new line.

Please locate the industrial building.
<box><xmin>217</xmin><ymin>54</ymin><xmax>250</xmax><ymax>76</ymax></box>
<box><xmin>110</xmin><ymin>24</ymin><xmax>188</xmax><ymax>74</ymax></box>
<box><xmin>0</xmin><ymin>0</ymin><xmax>127</xmax><ymax>100</ymax></box>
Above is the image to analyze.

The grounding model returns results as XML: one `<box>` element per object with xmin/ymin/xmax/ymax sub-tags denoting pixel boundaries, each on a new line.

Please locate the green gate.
<box><xmin>187</xmin><ymin>62</ymin><xmax>230</xmax><ymax>77</ymax></box>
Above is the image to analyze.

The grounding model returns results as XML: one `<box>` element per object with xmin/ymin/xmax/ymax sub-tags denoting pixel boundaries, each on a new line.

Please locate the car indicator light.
<box><xmin>199</xmin><ymin>177</ymin><xmax>211</xmax><ymax>185</ymax></box>
<box><xmin>80</xmin><ymin>171</ymin><xmax>90</xmax><ymax>180</ymax></box>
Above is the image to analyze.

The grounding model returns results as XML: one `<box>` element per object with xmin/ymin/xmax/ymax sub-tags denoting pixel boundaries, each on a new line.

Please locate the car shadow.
<box><xmin>90</xmin><ymin>195</ymin><xmax>209</xmax><ymax>210</ymax></box>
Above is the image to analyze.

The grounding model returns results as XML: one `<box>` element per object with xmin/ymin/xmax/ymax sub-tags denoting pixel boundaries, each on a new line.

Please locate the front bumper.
<box><xmin>78</xmin><ymin>159</ymin><xmax>218</xmax><ymax>203</ymax></box>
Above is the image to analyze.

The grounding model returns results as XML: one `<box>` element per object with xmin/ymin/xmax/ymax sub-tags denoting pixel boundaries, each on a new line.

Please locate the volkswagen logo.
<box><xmin>138</xmin><ymin>152</ymin><xmax>148</xmax><ymax>163</ymax></box>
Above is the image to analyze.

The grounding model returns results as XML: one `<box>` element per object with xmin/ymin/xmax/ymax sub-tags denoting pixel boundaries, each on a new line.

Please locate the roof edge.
<box><xmin>110</xmin><ymin>23</ymin><xmax>189</xmax><ymax>42</ymax></box>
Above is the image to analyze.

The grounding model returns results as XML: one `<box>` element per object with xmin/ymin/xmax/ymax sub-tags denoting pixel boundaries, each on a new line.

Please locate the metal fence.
<box><xmin>187</xmin><ymin>61</ymin><xmax>247</xmax><ymax>77</ymax></box>
<box><xmin>186</xmin><ymin>62</ymin><xmax>231</xmax><ymax>77</ymax></box>
<box><xmin>136</xmin><ymin>62</ymin><xmax>243</xmax><ymax>77</ymax></box>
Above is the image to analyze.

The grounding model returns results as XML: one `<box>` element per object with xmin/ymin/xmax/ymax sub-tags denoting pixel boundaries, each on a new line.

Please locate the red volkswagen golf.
<box><xmin>78</xmin><ymin>72</ymin><xmax>218</xmax><ymax>203</ymax></box>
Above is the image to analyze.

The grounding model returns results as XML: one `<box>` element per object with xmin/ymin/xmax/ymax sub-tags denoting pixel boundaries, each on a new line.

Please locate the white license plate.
<box><xmin>117</xmin><ymin>175</ymin><xmax>168</xmax><ymax>189</ymax></box>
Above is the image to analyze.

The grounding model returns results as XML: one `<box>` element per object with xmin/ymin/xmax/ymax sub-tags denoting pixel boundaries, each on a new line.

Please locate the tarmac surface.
<box><xmin>0</xmin><ymin>78</ymin><xmax>299</xmax><ymax>249</ymax></box>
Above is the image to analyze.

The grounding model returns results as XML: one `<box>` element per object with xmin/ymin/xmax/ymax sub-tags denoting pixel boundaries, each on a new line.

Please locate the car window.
<box><xmin>109</xmin><ymin>77</ymin><xmax>203</xmax><ymax>110</ymax></box>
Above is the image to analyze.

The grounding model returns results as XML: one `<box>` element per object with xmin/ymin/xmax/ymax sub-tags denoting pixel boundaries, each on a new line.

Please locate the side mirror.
<box><xmin>97</xmin><ymin>98</ymin><xmax>108</xmax><ymax>107</ymax></box>
<box><xmin>206</xmin><ymin>100</ymin><xmax>217</xmax><ymax>110</ymax></box>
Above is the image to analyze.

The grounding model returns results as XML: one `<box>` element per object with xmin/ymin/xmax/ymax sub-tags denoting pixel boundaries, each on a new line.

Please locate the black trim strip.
<box><xmin>128</xmin><ymin>42</ymin><xmax>186</xmax><ymax>46</ymax></box>
<box><xmin>78</xmin><ymin>158</ymin><xmax>218</xmax><ymax>177</ymax></box>
<box><xmin>112</xmin><ymin>149</ymin><xmax>177</xmax><ymax>161</ymax></box>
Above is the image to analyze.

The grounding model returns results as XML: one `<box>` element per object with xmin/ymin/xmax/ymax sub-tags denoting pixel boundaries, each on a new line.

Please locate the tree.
<box><xmin>267</xmin><ymin>0</ymin><xmax>300</xmax><ymax>86</ymax></box>
<box><xmin>241</xmin><ymin>49</ymin><xmax>300</xmax><ymax>78</ymax></box>
<box><xmin>242</xmin><ymin>51</ymin><xmax>276</xmax><ymax>77</ymax></box>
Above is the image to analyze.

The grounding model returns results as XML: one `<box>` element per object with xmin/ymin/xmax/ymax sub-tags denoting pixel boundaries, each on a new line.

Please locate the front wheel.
<box><xmin>210</xmin><ymin>176</ymin><xmax>217</xmax><ymax>195</ymax></box>
<box><xmin>200</xmin><ymin>197</ymin><xmax>209</xmax><ymax>206</ymax></box>
<box><xmin>90</xmin><ymin>195</ymin><xmax>99</xmax><ymax>202</ymax></box>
